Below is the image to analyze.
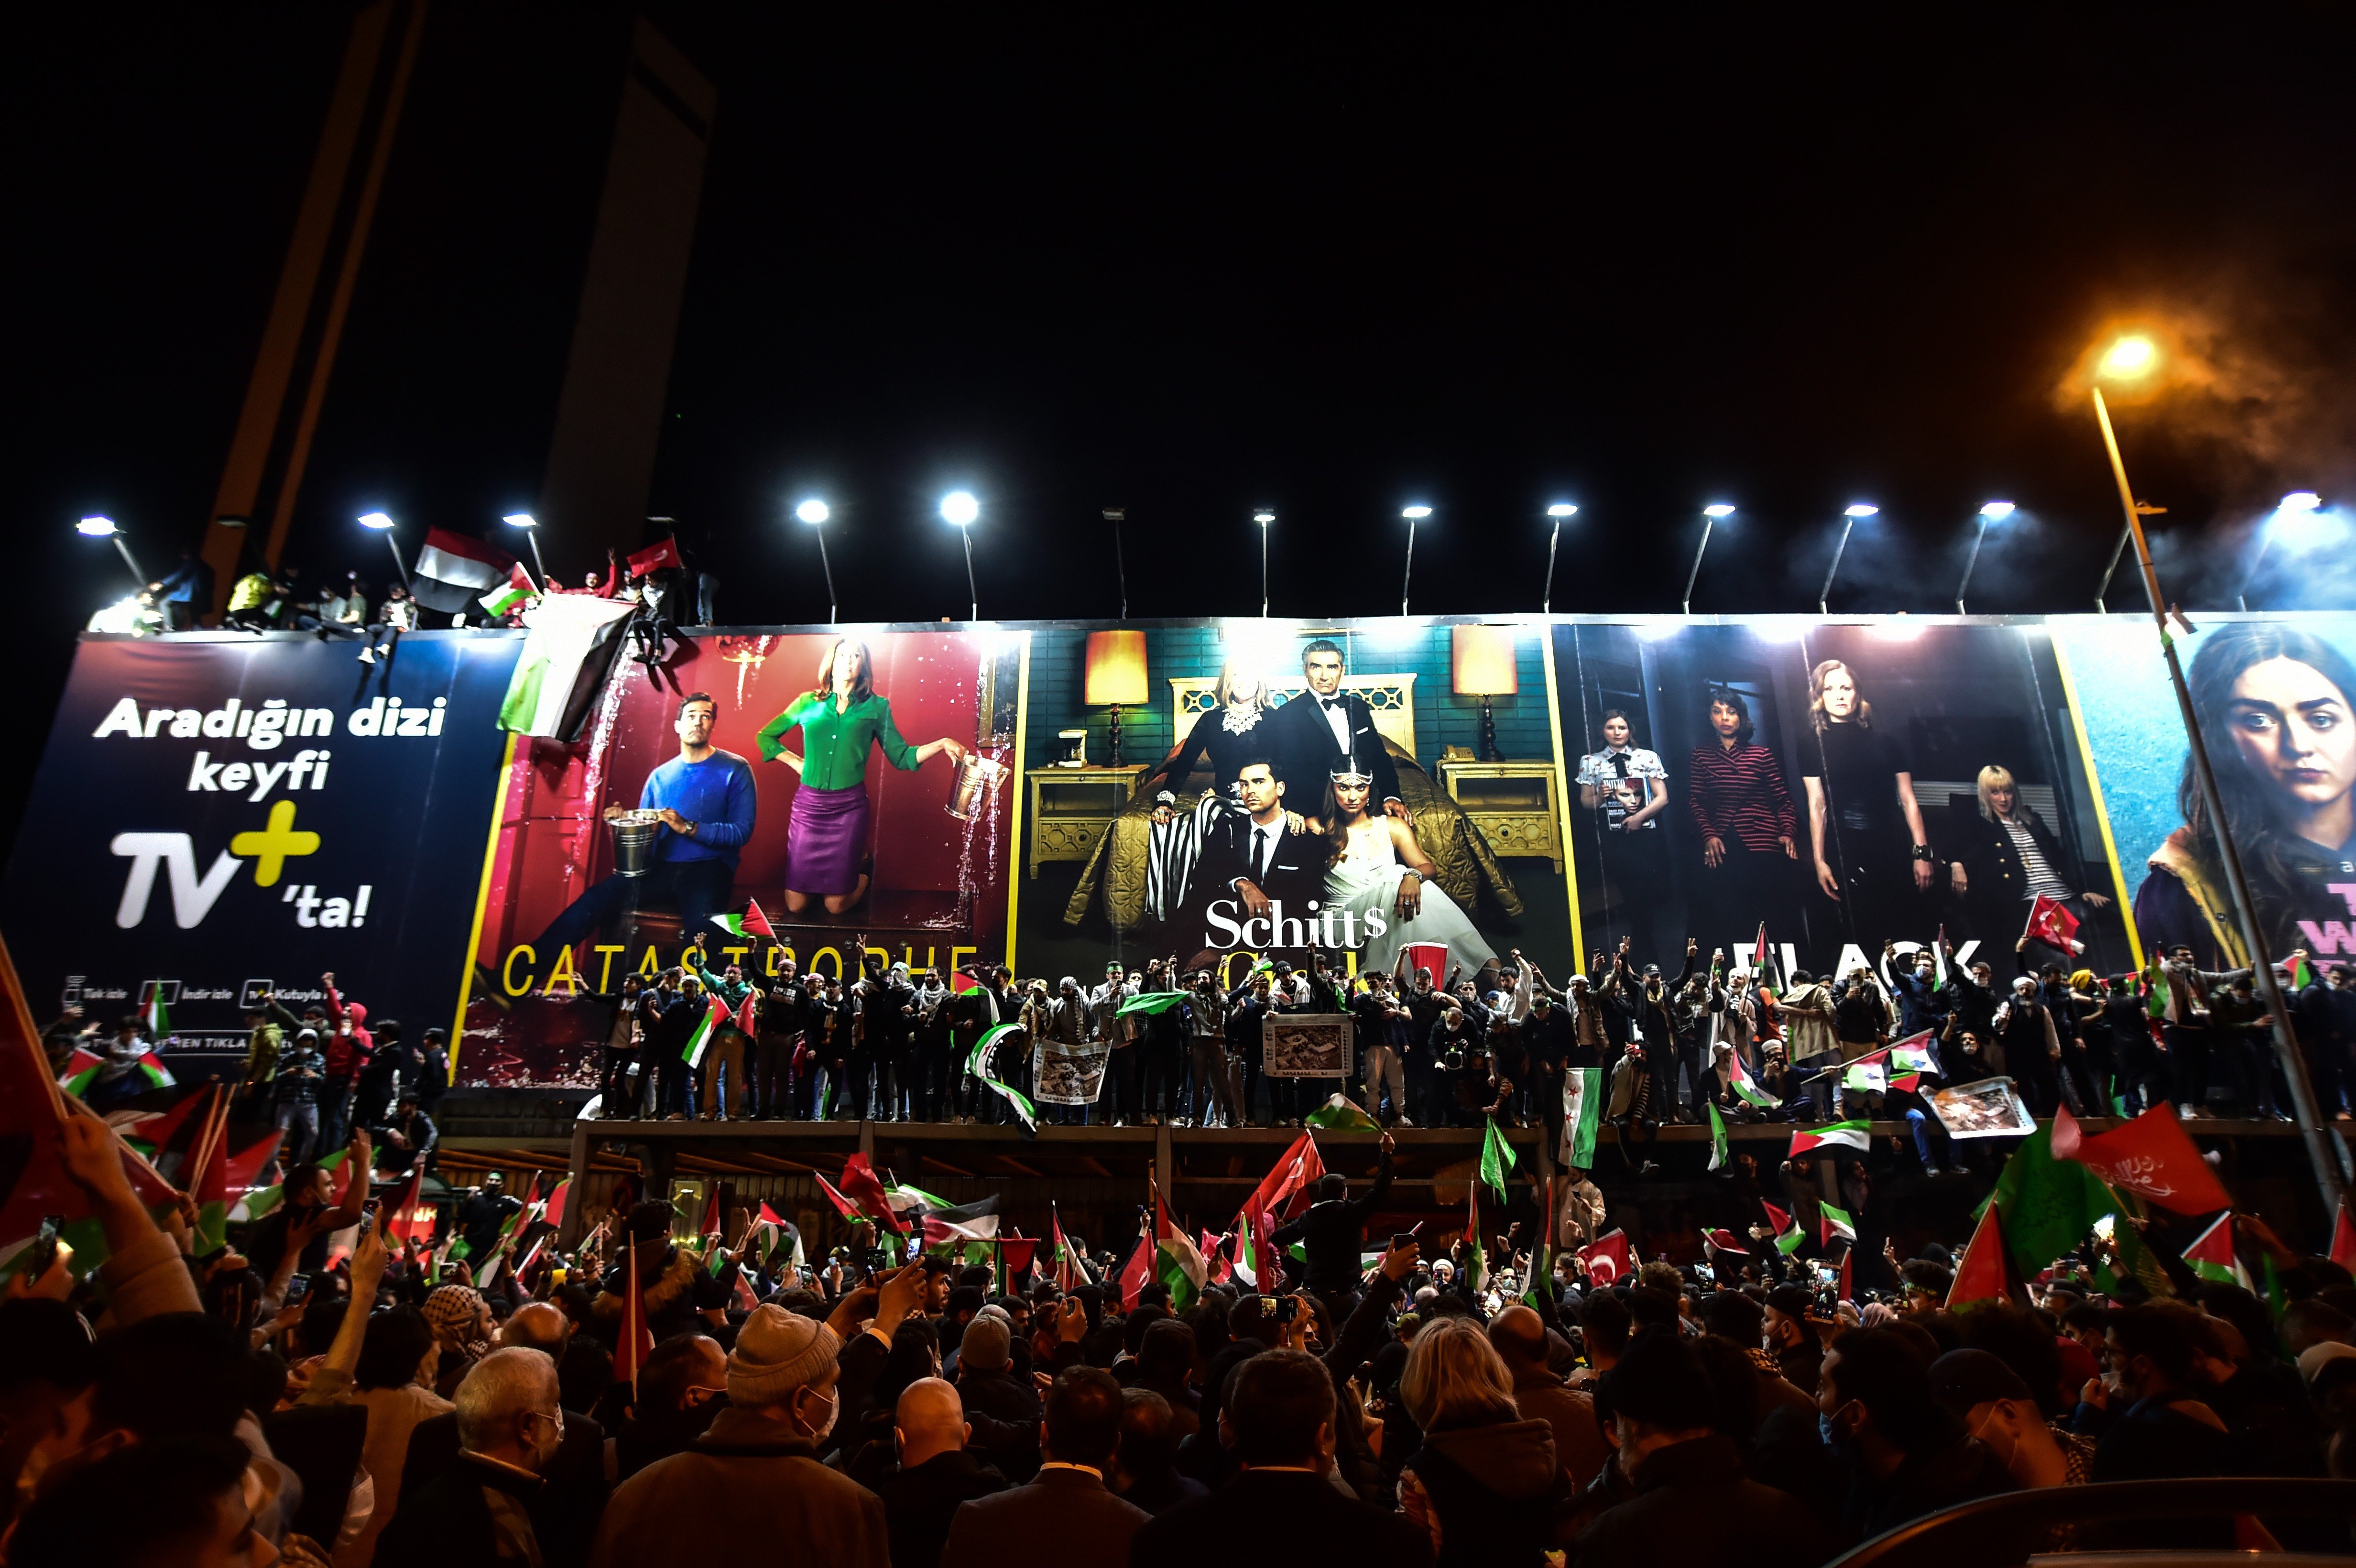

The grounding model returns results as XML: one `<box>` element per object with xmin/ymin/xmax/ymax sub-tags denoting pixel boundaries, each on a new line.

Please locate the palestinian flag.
<box><xmin>810</xmin><ymin>1167</ymin><xmax>864</xmax><ymax>1225</ymax></box>
<box><xmin>734</xmin><ymin>1266</ymin><xmax>762</xmax><ymax>1313</ymax></box>
<box><xmin>1818</xmin><ymin>1201</ymin><xmax>1857</xmax><ymax>1247</ymax></box>
<box><xmin>1115</xmin><ymin>989</ymin><xmax>1188</xmax><ymax>1019</ymax></box>
<box><xmin>888</xmin><ymin>1182</ymin><xmax>953</xmax><ymax>1219</ymax></box>
<box><xmin>2143</xmin><ymin>952</ymin><xmax>2169</xmax><ymax>1021</ymax></box>
<box><xmin>1305</xmin><ymin>1094</ymin><xmax>1382</xmax><ymax>1132</ymax></box>
<box><xmin>1752</xmin><ymin>922</ymin><xmax>1772</xmax><ymax>977</ymax></box>
<box><xmin>1842</xmin><ymin>1049</ymin><xmax>1888</xmax><ymax>1095</ymax></box>
<box><xmin>1464</xmin><ymin>1183</ymin><xmax>1488</xmax><ymax>1293</ymax></box>
<box><xmin>1479</xmin><ymin>1117</ymin><xmax>1518</xmax><ymax>1201</ymax></box>
<box><xmin>1707</xmin><ymin>1102</ymin><xmax>1730</xmax><ymax>1171</ymax></box>
<box><xmin>386</xmin><ymin>1166</ymin><xmax>433</xmax><ymax>1244</ymax></box>
<box><xmin>840</xmin><ymin>1153</ymin><xmax>908</xmax><ymax>1234</ymax></box>
<box><xmin>614</xmin><ymin>1232</ymin><xmax>656</xmax><ymax>1391</ymax></box>
<box><xmin>1763</xmin><ymin>1199</ymin><xmax>1805</xmax><ymax>1256</ymax></box>
<box><xmin>60</xmin><ymin>1047</ymin><xmax>172</xmax><ymax>1096</ymax></box>
<box><xmin>697</xmin><ymin>1187</ymin><xmax>722</xmax><ymax>1246</ymax></box>
<box><xmin>494</xmin><ymin>591</ymin><xmax>637</xmax><ymax>739</ymax></box>
<box><xmin>1838</xmin><ymin>1245</ymin><xmax>1853</xmax><ymax>1304</ymax></box>
<box><xmin>233</xmin><ymin>1145</ymin><xmax>350</xmax><ymax>1224</ymax></box>
<box><xmin>1561</xmin><ymin>1067</ymin><xmax>1603</xmax><ymax>1169</ymax></box>
<box><xmin>1051</xmin><ymin>1203</ymin><xmax>1086</xmax><ymax>1291</ymax></box>
<box><xmin>1946</xmin><ymin>1200</ymin><xmax>2013</xmax><ymax>1310</ymax></box>
<box><xmin>2291</xmin><ymin>954</ymin><xmax>2316</xmax><ymax>991</ymax></box>
<box><xmin>710</xmin><ymin>900</ymin><xmax>776</xmax><ymax>941</ymax></box>
<box><xmin>1890</xmin><ymin>1031</ymin><xmax>1939</xmax><ymax>1076</ymax></box>
<box><xmin>1153</xmin><ymin>1191</ymin><xmax>1207</xmax><ymax>1312</ymax></box>
<box><xmin>544</xmin><ymin>1178</ymin><xmax>570</xmax><ymax>1230</ymax></box>
<box><xmin>680</xmin><ymin>995</ymin><xmax>729</xmax><ymax>1067</ymax></box>
<box><xmin>1525</xmin><ymin>1177</ymin><xmax>1557</xmax><ymax>1310</ymax></box>
<box><xmin>1790</xmin><ymin>1120</ymin><xmax>1871</xmax><ymax>1157</ymax></box>
<box><xmin>413</xmin><ymin>527</ymin><xmax>517</xmax><ymax>613</ymax></box>
<box><xmin>922</xmin><ymin>1197</ymin><xmax>1003</xmax><ymax>1252</ymax></box>
<box><xmin>2182</xmin><ymin>1212</ymin><xmax>2250</xmax><ymax>1288</ymax></box>
<box><xmin>1726</xmin><ymin>1050</ymin><xmax>1778</xmax><ymax>1110</ymax></box>
<box><xmin>115</xmin><ymin>1086</ymin><xmax>214</xmax><ymax>1161</ymax></box>
<box><xmin>141</xmin><ymin>987</ymin><xmax>172</xmax><ymax>1040</ymax></box>
<box><xmin>968</xmin><ymin>1024</ymin><xmax>1039</xmax><ymax>1132</ymax></box>
<box><xmin>478</xmin><ymin>562</ymin><xmax>536</xmax><ymax>617</ymax></box>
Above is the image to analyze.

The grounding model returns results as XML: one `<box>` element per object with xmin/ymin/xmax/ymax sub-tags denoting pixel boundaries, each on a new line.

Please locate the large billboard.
<box><xmin>11</xmin><ymin>611</ymin><xmax>2349</xmax><ymax>1095</ymax></box>
<box><xmin>0</xmin><ymin>632</ymin><xmax>523</xmax><ymax>1070</ymax></box>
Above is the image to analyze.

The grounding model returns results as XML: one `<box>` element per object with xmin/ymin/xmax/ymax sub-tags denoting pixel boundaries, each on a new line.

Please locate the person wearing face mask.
<box><xmin>376</xmin><ymin>1348</ymin><xmax>567</xmax><ymax>1568</ymax></box>
<box><xmin>1816</xmin><ymin>1327</ymin><xmax>2014</xmax><ymax>1542</ymax></box>
<box><xmin>589</xmin><ymin>1303</ymin><xmax>890</xmax><ymax>1568</ymax></box>
<box><xmin>1927</xmin><ymin>1350</ymin><xmax>2092</xmax><ymax>1492</ymax></box>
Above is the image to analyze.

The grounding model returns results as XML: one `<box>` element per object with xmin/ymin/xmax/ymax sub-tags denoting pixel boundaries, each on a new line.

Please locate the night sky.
<box><xmin>14</xmin><ymin>6</ymin><xmax>2356</xmax><ymax>841</ymax></box>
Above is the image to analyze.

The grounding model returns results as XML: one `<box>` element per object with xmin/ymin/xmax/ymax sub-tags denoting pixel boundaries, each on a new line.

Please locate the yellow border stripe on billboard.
<box><xmin>1002</xmin><ymin>630</ymin><xmax>1033</xmax><ymax>976</ymax></box>
<box><xmin>2049</xmin><ymin>627</ymin><xmax>2143</xmax><ymax>972</ymax></box>
<box><xmin>1540</xmin><ymin>626</ymin><xmax>1584</xmax><ymax>966</ymax></box>
<box><xmin>449</xmin><ymin>726</ymin><xmax>522</xmax><ymax>1077</ymax></box>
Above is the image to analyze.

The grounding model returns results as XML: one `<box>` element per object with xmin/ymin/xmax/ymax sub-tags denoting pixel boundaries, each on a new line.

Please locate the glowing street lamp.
<box><xmin>2239</xmin><ymin>491</ymin><xmax>2323</xmax><ymax>611</ymax></box>
<box><xmin>1542</xmin><ymin>503</ymin><xmax>1577</xmax><ymax>613</ymax></box>
<box><xmin>1400</xmin><ymin>505</ymin><xmax>1431</xmax><ymax>617</ymax></box>
<box><xmin>357</xmin><ymin>511</ymin><xmax>413</xmax><ymax>589</ymax></box>
<box><xmin>1954</xmin><ymin>501</ymin><xmax>2014</xmax><ymax>614</ymax></box>
<box><xmin>1104</xmin><ymin>507</ymin><xmax>1128</xmax><ymax>620</ymax></box>
<box><xmin>500</xmin><ymin>512</ymin><xmax>549</xmax><ymax>585</ymax></box>
<box><xmin>941</xmin><ymin>491</ymin><xmax>981</xmax><ymax>621</ymax></box>
<box><xmin>1817</xmin><ymin>504</ymin><xmax>1876</xmax><ymax>614</ymax></box>
<box><xmin>796</xmin><ymin>500</ymin><xmax>838</xmax><ymax>622</ymax></box>
<box><xmin>1682</xmin><ymin>504</ymin><xmax>1735</xmax><ymax>615</ymax></box>
<box><xmin>77</xmin><ymin>515</ymin><xmax>148</xmax><ymax>589</ymax></box>
<box><xmin>2089</xmin><ymin>337</ymin><xmax>2340</xmax><ymax>1211</ymax></box>
<box><xmin>1253</xmin><ymin>510</ymin><xmax>1275</xmax><ymax>616</ymax></box>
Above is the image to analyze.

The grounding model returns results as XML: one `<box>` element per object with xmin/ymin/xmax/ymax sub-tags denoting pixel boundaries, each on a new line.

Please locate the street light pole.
<box><xmin>960</xmin><ymin>529</ymin><xmax>979</xmax><ymax>622</ymax></box>
<box><xmin>1684</xmin><ymin>516</ymin><xmax>1715</xmax><ymax>616</ymax></box>
<box><xmin>1955</xmin><ymin>502</ymin><xmax>2011</xmax><ymax>615</ymax></box>
<box><xmin>1400</xmin><ymin>506</ymin><xmax>1429</xmax><ymax>617</ymax></box>
<box><xmin>1543</xmin><ymin>504</ymin><xmax>1576</xmax><ymax>613</ymax></box>
<box><xmin>109</xmin><ymin>534</ymin><xmax>148</xmax><ymax>589</ymax></box>
<box><xmin>2094</xmin><ymin>503</ymin><xmax>2162</xmax><ymax>613</ymax></box>
<box><xmin>2092</xmin><ymin>384</ymin><xmax>2345</xmax><ymax>1214</ymax></box>
<box><xmin>816</xmin><ymin>530</ymin><xmax>839</xmax><ymax>623</ymax></box>
<box><xmin>1254</xmin><ymin>511</ymin><xmax>1274</xmax><ymax>617</ymax></box>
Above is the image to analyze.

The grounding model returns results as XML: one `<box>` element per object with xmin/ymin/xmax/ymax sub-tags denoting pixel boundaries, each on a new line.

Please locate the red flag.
<box><xmin>1838</xmin><ymin>1246</ymin><xmax>1852</xmax><ymax>1305</ymax></box>
<box><xmin>2024</xmin><ymin>894</ymin><xmax>2083</xmax><ymax>954</ymax></box>
<box><xmin>698</xmin><ymin>1187</ymin><xmax>721</xmax><ymax>1240</ymax></box>
<box><xmin>2050</xmin><ymin>1104</ymin><xmax>2234</xmax><ymax>1216</ymax></box>
<box><xmin>626</xmin><ymin>536</ymin><xmax>685</xmax><ymax>577</ymax></box>
<box><xmin>1702</xmin><ymin>1228</ymin><xmax>1748</xmax><ymax>1254</ymax></box>
<box><xmin>1401</xmin><ymin>942</ymin><xmax>1449</xmax><ymax>990</ymax></box>
<box><xmin>1577</xmin><ymin>1228</ymin><xmax>1632</xmax><ymax>1286</ymax></box>
<box><xmin>1251</xmin><ymin>1204</ymin><xmax>1277</xmax><ymax>1295</ymax></box>
<box><xmin>839</xmin><ymin>1153</ymin><xmax>907</xmax><ymax>1233</ymax></box>
<box><xmin>1946</xmin><ymin>1200</ymin><xmax>2012</xmax><ymax>1310</ymax></box>
<box><xmin>811</xmin><ymin>1168</ymin><xmax>862</xmax><ymax>1222</ymax></box>
<box><xmin>1117</xmin><ymin>1225</ymin><xmax>1153</xmax><ymax>1309</ymax></box>
<box><xmin>1202</xmin><ymin>1230</ymin><xmax>1233</xmax><ymax>1285</ymax></box>
<box><xmin>1243</xmin><ymin>1130</ymin><xmax>1325</xmax><ymax>1221</ymax></box>
<box><xmin>614</xmin><ymin>1232</ymin><xmax>655</xmax><ymax>1391</ymax></box>
<box><xmin>2332</xmin><ymin>1204</ymin><xmax>2356</xmax><ymax>1275</ymax></box>
<box><xmin>386</xmin><ymin>1165</ymin><xmax>431</xmax><ymax>1243</ymax></box>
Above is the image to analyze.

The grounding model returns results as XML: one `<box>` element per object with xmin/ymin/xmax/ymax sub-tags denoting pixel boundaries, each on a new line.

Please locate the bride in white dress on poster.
<box><xmin>1319</xmin><ymin>765</ymin><xmax>1497</xmax><ymax>978</ymax></box>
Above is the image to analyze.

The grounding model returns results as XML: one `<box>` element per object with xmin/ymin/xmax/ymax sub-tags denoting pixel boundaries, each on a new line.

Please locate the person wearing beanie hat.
<box><xmin>1928</xmin><ymin>1348</ymin><xmax>2091</xmax><ymax>1490</ymax></box>
<box><xmin>591</xmin><ymin>1301</ymin><xmax>890</xmax><ymax>1568</ymax></box>
<box><xmin>955</xmin><ymin>1311</ymin><xmax>1043</xmax><ymax>1482</ymax></box>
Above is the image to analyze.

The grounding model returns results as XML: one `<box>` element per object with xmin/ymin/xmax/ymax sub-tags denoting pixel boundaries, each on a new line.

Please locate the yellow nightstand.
<box><xmin>1438</xmin><ymin>759</ymin><xmax>1564</xmax><ymax>871</ymax></box>
<box><xmin>1026</xmin><ymin>765</ymin><xmax>1149</xmax><ymax>877</ymax></box>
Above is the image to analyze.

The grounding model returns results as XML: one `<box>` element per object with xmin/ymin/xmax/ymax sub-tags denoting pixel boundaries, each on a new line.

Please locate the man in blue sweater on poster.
<box><xmin>534</xmin><ymin>691</ymin><xmax>758</xmax><ymax>958</ymax></box>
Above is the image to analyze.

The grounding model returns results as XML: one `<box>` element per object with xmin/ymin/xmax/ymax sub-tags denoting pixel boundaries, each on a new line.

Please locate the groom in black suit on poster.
<box><xmin>1263</xmin><ymin>639</ymin><xmax>1408</xmax><ymax>822</ymax></box>
<box><xmin>1193</xmin><ymin>757</ymin><xmax>1327</xmax><ymax>958</ymax></box>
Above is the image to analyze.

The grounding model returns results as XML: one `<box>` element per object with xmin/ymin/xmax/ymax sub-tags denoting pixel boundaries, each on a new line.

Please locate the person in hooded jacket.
<box><xmin>1395</xmin><ymin>1316</ymin><xmax>1568</xmax><ymax>1567</ymax></box>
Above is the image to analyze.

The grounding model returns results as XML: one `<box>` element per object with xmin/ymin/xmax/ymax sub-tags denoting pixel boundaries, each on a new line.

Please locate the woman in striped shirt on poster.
<box><xmin>1688</xmin><ymin>687</ymin><xmax>1801</xmax><ymax>941</ymax></box>
<box><xmin>1948</xmin><ymin>763</ymin><xmax>2111</xmax><ymax>970</ymax></box>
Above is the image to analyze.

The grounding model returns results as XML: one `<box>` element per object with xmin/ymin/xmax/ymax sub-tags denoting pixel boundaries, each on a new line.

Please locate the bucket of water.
<box><xmin>609</xmin><ymin>810</ymin><xmax>665</xmax><ymax>877</ymax></box>
<box><xmin>945</xmin><ymin>753</ymin><xmax>1007</xmax><ymax>821</ymax></box>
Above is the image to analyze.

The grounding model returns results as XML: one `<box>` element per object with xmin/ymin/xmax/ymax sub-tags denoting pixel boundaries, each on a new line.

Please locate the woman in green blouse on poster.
<box><xmin>755</xmin><ymin>637</ymin><xmax>969</xmax><ymax>915</ymax></box>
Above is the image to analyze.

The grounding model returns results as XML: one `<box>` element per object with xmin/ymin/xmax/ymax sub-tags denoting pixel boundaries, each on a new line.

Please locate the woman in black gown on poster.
<box><xmin>1801</xmin><ymin>658</ymin><xmax>1937</xmax><ymax>948</ymax></box>
<box><xmin>1144</xmin><ymin>663</ymin><xmax>1271</xmax><ymax>818</ymax></box>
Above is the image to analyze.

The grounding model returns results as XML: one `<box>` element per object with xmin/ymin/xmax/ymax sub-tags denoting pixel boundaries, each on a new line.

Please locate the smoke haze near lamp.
<box><xmin>1084</xmin><ymin>628</ymin><xmax>1148</xmax><ymax>767</ymax></box>
<box><xmin>1451</xmin><ymin>624</ymin><xmax>1518</xmax><ymax>761</ymax></box>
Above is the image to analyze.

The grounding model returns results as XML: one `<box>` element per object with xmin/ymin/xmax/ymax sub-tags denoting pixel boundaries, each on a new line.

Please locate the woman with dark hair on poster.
<box><xmin>2135</xmin><ymin>622</ymin><xmax>2356</xmax><ymax>968</ymax></box>
<box><xmin>1689</xmin><ymin>686</ymin><xmax>1799</xmax><ymax>930</ymax></box>
<box><xmin>1800</xmin><ymin>657</ymin><xmax>1936</xmax><ymax>946</ymax></box>
<box><xmin>755</xmin><ymin>637</ymin><xmax>969</xmax><ymax>916</ymax></box>
<box><xmin>1949</xmin><ymin>763</ymin><xmax>2112</xmax><ymax>966</ymax></box>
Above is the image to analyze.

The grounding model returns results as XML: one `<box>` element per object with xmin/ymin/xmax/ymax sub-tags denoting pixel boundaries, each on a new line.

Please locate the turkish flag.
<box><xmin>2051</xmin><ymin>1104</ymin><xmax>2233</xmax><ymax>1216</ymax></box>
<box><xmin>627</xmin><ymin>536</ymin><xmax>685</xmax><ymax>577</ymax></box>
<box><xmin>2024</xmin><ymin>894</ymin><xmax>2083</xmax><ymax>953</ymax></box>
<box><xmin>1578</xmin><ymin>1228</ymin><xmax>1632</xmax><ymax>1286</ymax></box>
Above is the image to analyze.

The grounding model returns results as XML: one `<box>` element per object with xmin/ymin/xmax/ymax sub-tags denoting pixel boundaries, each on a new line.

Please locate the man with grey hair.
<box><xmin>377</xmin><ymin>1347</ymin><xmax>563</xmax><ymax>1567</ymax></box>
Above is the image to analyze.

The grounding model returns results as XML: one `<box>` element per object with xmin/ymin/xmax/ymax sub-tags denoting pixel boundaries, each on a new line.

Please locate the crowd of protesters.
<box><xmin>12</xmin><ymin>1089</ymin><xmax>2356</xmax><ymax>1568</ymax></box>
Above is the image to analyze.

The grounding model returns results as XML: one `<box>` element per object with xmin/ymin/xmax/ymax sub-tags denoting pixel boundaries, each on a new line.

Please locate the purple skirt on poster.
<box><xmin>785</xmin><ymin>782</ymin><xmax>871</xmax><ymax>895</ymax></box>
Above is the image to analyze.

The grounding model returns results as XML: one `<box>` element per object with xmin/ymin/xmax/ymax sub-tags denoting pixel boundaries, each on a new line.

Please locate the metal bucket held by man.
<box><xmin>608</xmin><ymin>809</ymin><xmax>666</xmax><ymax>876</ymax></box>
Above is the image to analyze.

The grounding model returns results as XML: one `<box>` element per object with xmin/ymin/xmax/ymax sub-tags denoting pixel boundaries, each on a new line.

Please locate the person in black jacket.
<box><xmin>580</xmin><ymin>975</ymin><xmax>646</xmax><ymax>1119</ymax></box>
<box><xmin>877</xmin><ymin>1377</ymin><xmax>1008</xmax><ymax>1568</ymax></box>
<box><xmin>1820</xmin><ymin>1326</ymin><xmax>2014</xmax><ymax>1543</ymax></box>
<box><xmin>1268</xmin><ymin>1131</ymin><xmax>1395</xmax><ymax>1320</ymax></box>
<box><xmin>375</xmin><ymin>1348</ymin><xmax>564</xmax><ymax>1568</ymax></box>
<box><xmin>1575</xmin><ymin>1329</ymin><xmax>1832</xmax><ymax>1568</ymax></box>
<box><xmin>1132</xmin><ymin>1347</ymin><xmax>1432</xmax><ymax>1568</ymax></box>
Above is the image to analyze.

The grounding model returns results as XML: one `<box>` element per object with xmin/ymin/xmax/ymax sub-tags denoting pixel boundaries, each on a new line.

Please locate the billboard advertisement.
<box><xmin>460</xmin><ymin>629</ymin><xmax>1023</xmax><ymax>1085</ymax></box>
<box><xmin>2053</xmin><ymin>614</ymin><xmax>2356</xmax><ymax>970</ymax></box>
<box><xmin>0</xmin><ymin>632</ymin><xmax>523</xmax><ymax>1071</ymax></box>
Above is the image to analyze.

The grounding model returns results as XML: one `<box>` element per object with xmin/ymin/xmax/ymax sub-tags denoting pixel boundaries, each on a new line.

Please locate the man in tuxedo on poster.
<box><xmin>1195</xmin><ymin>758</ymin><xmax>1329</xmax><ymax>963</ymax></box>
<box><xmin>1264</xmin><ymin>640</ymin><xmax>1407</xmax><ymax>822</ymax></box>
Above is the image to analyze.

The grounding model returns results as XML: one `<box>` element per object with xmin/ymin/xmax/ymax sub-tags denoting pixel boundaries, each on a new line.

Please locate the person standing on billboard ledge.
<box><xmin>755</xmin><ymin>637</ymin><xmax>969</xmax><ymax>917</ymax></box>
<box><xmin>533</xmin><ymin>691</ymin><xmax>757</xmax><ymax>958</ymax></box>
